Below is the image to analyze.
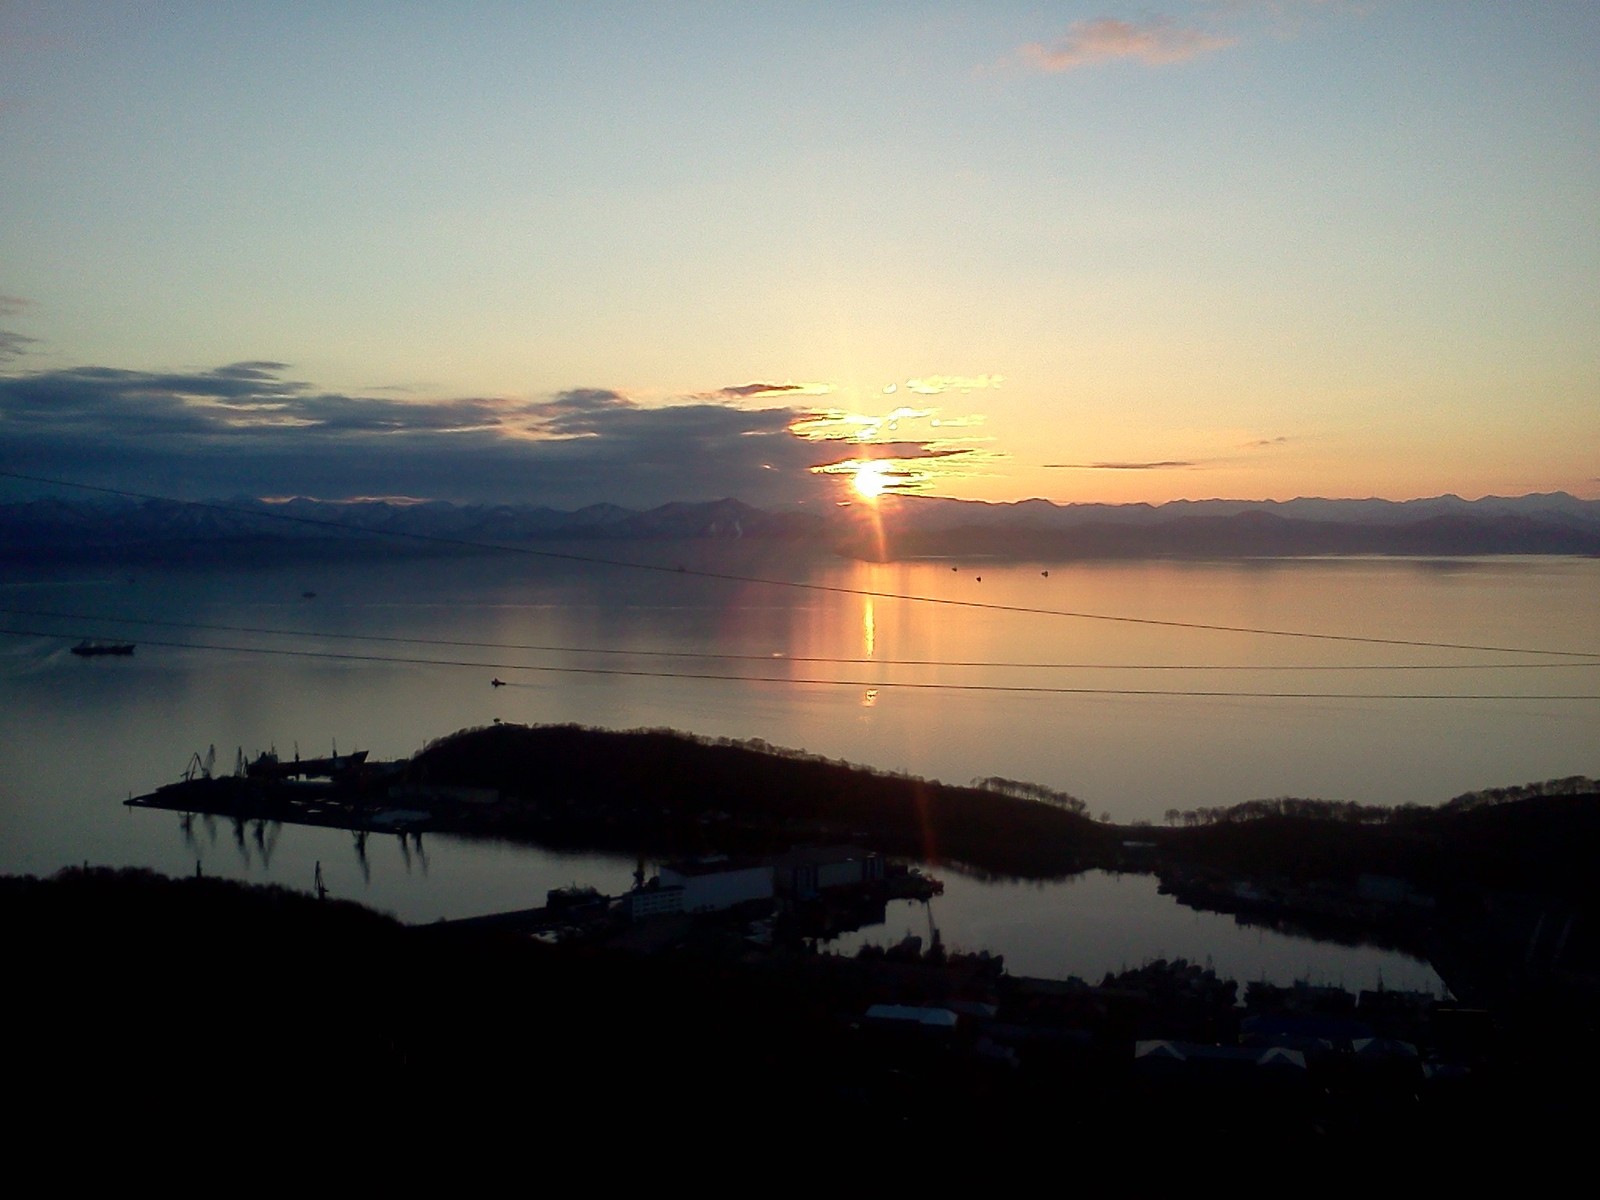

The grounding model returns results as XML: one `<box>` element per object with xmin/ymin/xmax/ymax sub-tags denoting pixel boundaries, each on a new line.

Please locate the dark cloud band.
<box><xmin>0</xmin><ymin>361</ymin><xmax>950</xmax><ymax>509</ymax></box>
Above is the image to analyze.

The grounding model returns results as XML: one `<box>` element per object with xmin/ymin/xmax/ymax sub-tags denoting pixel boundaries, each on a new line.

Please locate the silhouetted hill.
<box><xmin>1</xmin><ymin>866</ymin><xmax>949</xmax><ymax>1149</ymax></box>
<box><xmin>409</xmin><ymin>723</ymin><xmax>1114</xmax><ymax>877</ymax></box>
<box><xmin>1154</xmin><ymin>784</ymin><xmax>1600</xmax><ymax>903</ymax></box>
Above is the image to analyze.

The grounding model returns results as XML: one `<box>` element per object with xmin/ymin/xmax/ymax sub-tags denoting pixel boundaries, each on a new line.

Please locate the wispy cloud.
<box><xmin>903</xmin><ymin>374</ymin><xmax>1003</xmax><ymax>395</ymax></box>
<box><xmin>710</xmin><ymin>380</ymin><xmax>833</xmax><ymax>400</ymax></box>
<box><xmin>0</xmin><ymin>296</ymin><xmax>36</xmax><ymax>361</ymax></box>
<box><xmin>0</xmin><ymin>330</ymin><xmax>36</xmax><ymax>361</ymax></box>
<box><xmin>1048</xmin><ymin>437</ymin><xmax>1290</xmax><ymax>469</ymax></box>
<box><xmin>792</xmin><ymin>402</ymin><xmax>986</xmax><ymax>445</ymax></box>
<box><xmin>1044</xmin><ymin>460</ymin><xmax>1202</xmax><ymax>470</ymax></box>
<box><xmin>810</xmin><ymin>443</ymin><xmax>973</xmax><ymax>468</ymax></box>
<box><xmin>1015</xmin><ymin>17</ymin><xmax>1236</xmax><ymax>73</ymax></box>
<box><xmin>0</xmin><ymin>362</ymin><xmax>507</xmax><ymax>435</ymax></box>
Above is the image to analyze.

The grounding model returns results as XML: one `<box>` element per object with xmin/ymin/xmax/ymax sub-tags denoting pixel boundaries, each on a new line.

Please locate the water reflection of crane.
<box><xmin>252</xmin><ymin>819</ymin><xmax>280</xmax><ymax>866</ymax></box>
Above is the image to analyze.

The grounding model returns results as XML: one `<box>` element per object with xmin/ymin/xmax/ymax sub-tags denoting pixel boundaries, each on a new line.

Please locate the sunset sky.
<box><xmin>2</xmin><ymin>2</ymin><xmax>1596</xmax><ymax>509</ymax></box>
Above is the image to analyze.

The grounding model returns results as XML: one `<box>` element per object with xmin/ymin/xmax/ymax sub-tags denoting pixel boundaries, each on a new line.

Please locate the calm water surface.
<box><xmin>4</xmin><ymin>548</ymin><xmax>1595</xmax><ymax>990</ymax></box>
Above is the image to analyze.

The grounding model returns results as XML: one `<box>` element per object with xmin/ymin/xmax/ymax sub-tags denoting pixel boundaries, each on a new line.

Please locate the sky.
<box><xmin>1</xmin><ymin>1</ymin><xmax>1596</xmax><ymax>510</ymax></box>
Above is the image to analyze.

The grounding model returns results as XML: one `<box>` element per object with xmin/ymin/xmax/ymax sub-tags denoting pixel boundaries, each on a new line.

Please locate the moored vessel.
<box><xmin>71</xmin><ymin>640</ymin><xmax>135</xmax><ymax>657</ymax></box>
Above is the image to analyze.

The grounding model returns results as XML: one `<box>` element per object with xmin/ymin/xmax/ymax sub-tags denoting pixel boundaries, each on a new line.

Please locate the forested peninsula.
<box><xmin>130</xmin><ymin>721</ymin><xmax>1600</xmax><ymax>1012</ymax></box>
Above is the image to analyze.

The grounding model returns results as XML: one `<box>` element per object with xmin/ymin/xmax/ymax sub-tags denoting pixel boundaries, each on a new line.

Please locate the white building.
<box><xmin>655</xmin><ymin>856</ymin><xmax>774</xmax><ymax>914</ymax></box>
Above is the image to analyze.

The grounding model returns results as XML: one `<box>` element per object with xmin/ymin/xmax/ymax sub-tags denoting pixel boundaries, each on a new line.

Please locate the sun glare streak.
<box><xmin>852</xmin><ymin>460</ymin><xmax>893</xmax><ymax>500</ymax></box>
<box><xmin>911</xmin><ymin>779</ymin><xmax>940</xmax><ymax>866</ymax></box>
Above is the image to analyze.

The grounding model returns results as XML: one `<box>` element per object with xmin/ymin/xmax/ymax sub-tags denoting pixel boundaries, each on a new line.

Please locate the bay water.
<box><xmin>4</xmin><ymin>547</ymin><xmax>1595</xmax><ymax>990</ymax></box>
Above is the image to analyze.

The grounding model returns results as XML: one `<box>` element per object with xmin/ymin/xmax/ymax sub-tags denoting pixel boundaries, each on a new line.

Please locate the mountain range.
<box><xmin>4</xmin><ymin>491</ymin><xmax>1598</xmax><ymax>563</ymax></box>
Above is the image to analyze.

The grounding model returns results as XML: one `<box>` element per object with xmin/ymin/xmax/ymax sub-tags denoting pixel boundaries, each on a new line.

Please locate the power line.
<box><xmin>3</xmin><ymin>625</ymin><xmax>1596</xmax><ymax>701</ymax></box>
<box><xmin>4</xmin><ymin>605</ymin><xmax>1597</xmax><ymax>672</ymax></box>
<box><xmin>4</xmin><ymin>469</ymin><xmax>1598</xmax><ymax>660</ymax></box>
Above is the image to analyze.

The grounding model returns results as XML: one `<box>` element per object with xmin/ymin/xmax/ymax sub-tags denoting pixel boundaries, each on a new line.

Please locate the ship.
<box><xmin>71</xmin><ymin>640</ymin><xmax>135</xmax><ymax>657</ymax></box>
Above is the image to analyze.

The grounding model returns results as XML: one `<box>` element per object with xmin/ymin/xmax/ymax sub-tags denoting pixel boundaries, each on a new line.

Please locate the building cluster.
<box><xmin>624</xmin><ymin>845</ymin><xmax>889</xmax><ymax>919</ymax></box>
<box><xmin>831</xmin><ymin>950</ymin><xmax>1488</xmax><ymax>1139</ymax></box>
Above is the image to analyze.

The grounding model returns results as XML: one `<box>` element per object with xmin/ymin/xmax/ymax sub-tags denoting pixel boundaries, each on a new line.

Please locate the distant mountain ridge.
<box><xmin>864</xmin><ymin>491</ymin><xmax>1600</xmax><ymax>530</ymax></box>
<box><xmin>838</xmin><ymin>492</ymin><xmax>1600</xmax><ymax>560</ymax></box>
<box><xmin>3</xmin><ymin>491</ymin><xmax>1597</xmax><ymax>563</ymax></box>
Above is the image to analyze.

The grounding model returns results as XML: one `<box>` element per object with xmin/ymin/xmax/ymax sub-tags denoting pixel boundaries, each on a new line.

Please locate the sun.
<box><xmin>851</xmin><ymin>461</ymin><xmax>892</xmax><ymax>501</ymax></box>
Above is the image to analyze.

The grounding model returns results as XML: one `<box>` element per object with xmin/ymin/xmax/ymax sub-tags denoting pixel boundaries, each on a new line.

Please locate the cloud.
<box><xmin>791</xmin><ymin>402</ymin><xmax>985</xmax><ymax>444</ymax></box>
<box><xmin>280</xmin><ymin>393</ymin><xmax>506</xmax><ymax>434</ymax></box>
<box><xmin>810</xmin><ymin>443</ymin><xmax>973</xmax><ymax>469</ymax></box>
<box><xmin>0</xmin><ymin>363</ymin><xmax>505</xmax><ymax>435</ymax></box>
<box><xmin>1016</xmin><ymin>17</ymin><xmax>1236</xmax><ymax>72</ymax></box>
<box><xmin>1044</xmin><ymin>460</ymin><xmax>1200</xmax><ymax>470</ymax></box>
<box><xmin>209</xmin><ymin>360</ymin><xmax>292</xmax><ymax>382</ymax></box>
<box><xmin>520</xmin><ymin>387</ymin><xmax>636</xmax><ymax>435</ymax></box>
<box><xmin>783</xmin><ymin>397</ymin><xmax>995</xmax><ymax>493</ymax></box>
<box><xmin>904</xmin><ymin>374</ymin><xmax>1003</xmax><ymax>395</ymax></box>
<box><xmin>0</xmin><ymin>330</ymin><xmax>36</xmax><ymax>361</ymax></box>
<box><xmin>0</xmin><ymin>360</ymin><xmax>922</xmax><ymax>509</ymax></box>
<box><xmin>713</xmin><ymin>381</ymin><xmax>810</xmax><ymax>399</ymax></box>
<box><xmin>1245</xmin><ymin>435</ymin><xmax>1290</xmax><ymax>448</ymax></box>
<box><xmin>0</xmin><ymin>296</ymin><xmax>36</xmax><ymax>361</ymax></box>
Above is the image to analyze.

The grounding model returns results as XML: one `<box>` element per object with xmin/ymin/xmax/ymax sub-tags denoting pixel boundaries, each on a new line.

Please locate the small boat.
<box><xmin>71</xmin><ymin>641</ymin><xmax>135</xmax><ymax>657</ymax></box>
<box><xmin>491</xmin><ymin>678</ymin><xmax>507</xmax><ymax>687</ymax></box>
